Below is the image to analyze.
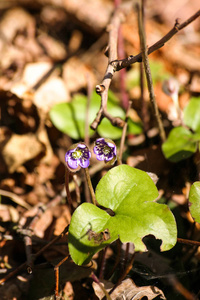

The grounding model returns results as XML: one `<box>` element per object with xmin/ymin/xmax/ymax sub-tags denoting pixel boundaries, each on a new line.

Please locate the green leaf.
<box><xmin>189</xmin><ymin>182</ymin><xmax>200</xmax><ymax>223</ymax></box>
<box><xmin>68</xmin><ymin>165</ymin><xmax>177</xmax><ymax>265</ymax></box>
<box><xmin>50</xmin><ymin>90</ymin><xmax>143</xmax><ymax>140</ymax></box>
<box><xmin>127</xmin><ymin>118</ymin><xmax>143</xmax><ymax>135</ymax></box>
<box><xmin>50</xmin><ymin>91</ymin><xmax>125</xmax><ymax>140</ymax></box>
<box><xmin>184</xmin><ymin>97</ymin><xmax>200</xmax><ymax>133</ymax></box>
<box><xmin>49</xmin><ymin>94</ymin><xmax>93</xmax><ymax>139</ymax></box>
<box><xmin>97</xmin><ymin>91</ymin><xmax>125</xmax><ymax>139</ymax></box>
<box><xmin>162</xmin><ymin>127</ymin><xmax>197</xmax><ymax>162</ymax></box>
<box><xmin>149</xmin><ymin>60</ymin><xmax>171</xmax><ymax>83</ymax></box>
<box><xmin>126</xmin><ymin>60</ymin><xmax>170</xmax><ymax>90</ymax></box>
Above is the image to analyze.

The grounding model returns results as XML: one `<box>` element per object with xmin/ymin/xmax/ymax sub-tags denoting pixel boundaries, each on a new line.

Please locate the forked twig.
<box><xmin>116</xmin><ymin>9</ymin><xmax>200</xmax><ymax>70</ymax></box>
<box><xmin>91</xmin><ymin>8</ymin><xmax>200</xmax><ymax>137</ymax></box>
<box><xmin>91</xmin><ymin>8</ymin><xmax>125</xmax><ymax>130</ymax></box>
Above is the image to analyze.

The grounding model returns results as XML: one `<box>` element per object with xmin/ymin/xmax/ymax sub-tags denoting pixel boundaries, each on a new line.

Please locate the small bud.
<box><xmin>93</xmin><ymin>138</ymin><xmax>117</xmax><ymax>165</ymax></box>
<box><xmin>162</xmin><ymin>77</ymin><xmax>179</xmax><ymax>98</ymax></box>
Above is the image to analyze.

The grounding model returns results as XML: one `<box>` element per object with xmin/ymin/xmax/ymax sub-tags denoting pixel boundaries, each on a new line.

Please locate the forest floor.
<box><xmin>0</xmin><ymin>0</ymin><xmax>200</xmax><ymax>299</ymax></box>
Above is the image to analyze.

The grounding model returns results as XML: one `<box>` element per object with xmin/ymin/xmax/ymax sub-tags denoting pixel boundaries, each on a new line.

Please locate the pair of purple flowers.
<box><xmin>65</xmin><ymin>138</ymin><xmax>117</xmax><ymax>171</ymax></box>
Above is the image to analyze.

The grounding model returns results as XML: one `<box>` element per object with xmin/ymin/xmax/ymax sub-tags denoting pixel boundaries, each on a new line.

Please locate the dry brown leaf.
<box><xmin>37</xmin><ymin>127</ymin><xmax>54</xmax><ymax>164</ymax></box>
<box><xmin>53</xmin><ymin>205</ymin><xmax>71</xmax><ymax>236</ymax></box>
<box><xmin>164</xmin><ymin>43</ymin><xmax>200</xmax><ymax>72</ymax></box>
<box><xmin>11</xmin><ymin>62</ymin><xmax>53</xmax><ymax>97</ymax></box>
<box><xmin>93</xmin><ymin>278</ymin><xmax>166</xmax><ymax>300</ymax></box>
<box><xmin>1</xmin><ymin>133</ymin><xmax>44</xmax><ymax>173</ymax></box>
<box><xmin>37</xmin><ymin>34</ymin><xmax>67</xmax><ymax>61</ymax></box>
<box><xmin>0</xmin><ymin>204</ymin><xmax>19</xmax><ymax>223</ymax></box>
<box><xmin>0</xmin><ymin>7</ymin><xmax>35</xmax><ymax>42</ymax></box>
<box><xmin>34</xmin><ymin>76</ymin><xmax>70</xmax><ymax>113</ymax></box>
<box><xmin>34</xmin><ymin>209</ymin><xmax>53</xmax><ymax>238</ymax></box>
<box><xmin>63</xmin><ymin>0</ymin><xmax>113</xmax><ymax>34</ymax></box>
<box><xmin>63</xmin><ymin>57</ymin><xmax>96</xmax><ymax>93</ymax></box>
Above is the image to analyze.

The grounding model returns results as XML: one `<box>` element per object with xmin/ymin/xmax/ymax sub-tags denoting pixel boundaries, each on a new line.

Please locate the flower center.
<box><xmin>72</xmin><ymin>148</ymin><xmax>83</xmax><ymax>159</ymax></box>
<box><xmin>103</xmin><ymin>145</ymin><xmax>111</xmax><ymax>155</ymax></box>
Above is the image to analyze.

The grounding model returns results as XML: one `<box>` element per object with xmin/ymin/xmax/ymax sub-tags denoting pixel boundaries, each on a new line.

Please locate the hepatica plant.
<box><xmin>162</xmin><ymin>96</ymin><xmax>200</xmax><ymax>162</ymax></box>
<box><xmin>67</xmin><ymin>140</ymin><xmax>177</xmax><ymax>265</ymax></box>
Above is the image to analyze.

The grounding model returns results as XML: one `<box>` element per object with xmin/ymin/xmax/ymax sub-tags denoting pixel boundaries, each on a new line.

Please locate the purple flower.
<box><xmin>65</xmin><ymin>143</ymin><xmax>91</xmax><ymax>171</ymax></box>
<box><xmin>93</xmin><ymin>138</ymin><xmax>117</xmax><ymax>164</ymax></box>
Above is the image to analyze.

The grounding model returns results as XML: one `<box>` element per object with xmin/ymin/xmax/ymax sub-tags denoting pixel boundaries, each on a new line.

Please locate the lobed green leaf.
<box><xmin>184</xmin><ymin>97</ymin><xmax>200</xmax><ymax>133</ymax></box>
<box><xmin>49</xmin><ymin>90</ymin><xmax>142</xmax><ymax>140</ymax></box>
<box><xmin>68</xmin><ymin>165</ymin><xmax>177</xmax><ymax>265</ymax></box>
<box><xmin>189</xmin><ymin>182</ymin><xmax>200</xmax><ymax>223</ymax></box>
<box><xmin>162</xmin><ymin>127</ymin><xmax>197</xmax><ymax>162</ymax></box>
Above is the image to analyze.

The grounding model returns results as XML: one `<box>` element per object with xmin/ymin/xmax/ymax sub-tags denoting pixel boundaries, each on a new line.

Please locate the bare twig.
<box><xmin>139</xmin><ymin>0</ymin><xmax>149</xmax><ymax>135</ymax></box>
<box><xmin>91</xmin><ymin>9</ymin><xmax>125</xmax><ymax>130</ymax></box>
<box><xmin>54</xmin><ymin>255</ymin><xmax>69</xmax><ymax>299</ymax></box>
<box><xmin>137</xmin><ymin>2</ymin><xmax>166</xmax><ymax>142</ymax></box>
<box><xmin>91</xmin><ymin>9</ymin><xmax>200</xmax><ymax>132</ymax></box>
<box><xmin>116</xmin><ymin>9</ymin><xmax>200</xmax><ymax>71</ymax></box>
<box><xmin>85</xmin><ymin>73</ymin><xmax>92</xmax><ymax>146</ymax></box>
<box><xmin>116</xmin><ymin>0</ymin><xmax>129</xmax><ymax>110</ymax></box>
<box><xmin>119</xmin><ymin>100</ymin><xmax>132</xmax><ymax>161</ymax></box>
<box><xmin>0</xmin><ymin>189</ymin><xmax>31</xmax><ymax>210</ymax></box>
<box><xmin>177</xmin><ymin>238</ymin><xmax>200</xmax><ymax>247</ymax></box>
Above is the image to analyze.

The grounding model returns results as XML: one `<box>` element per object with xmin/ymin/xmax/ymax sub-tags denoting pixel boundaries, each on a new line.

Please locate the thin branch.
<box><xmin>116</xmin><ymin>9</ymin><xmax>200</xmax><ymax>70</ymax></box>
<box><xmin>91</xmin><ymin>7</ymin><xmax>200</xmax><ymax>132</ymax></box>
<box><xmin>139</xmin><ymin>0</ymin><xmax>149</xmax><ymax>136</ymax></box>
<box><xmin>177</xmin><ymin>237</ymin><xmax>200</xmax><ymax>247</ymax></box>
<box><xmin>54</xmin><ymin>255</ymin><xmax>69</xmax><ymax>299</ymax></box>
<box><xmin>119</xmin><ymin>100</ymin><xmax>132</xmax><ymax>160</ymax></box>
<box><xmin>137</xmin><ymin>2</ymin><xmax>166</xmax><ymax>142</ymax></box>
<box><xmin>85</xmin><ymin>73</ymin><xmax>92</xmax><ymax>146</ymax></box>
<box><xmin>0</xmin><ymin>189</ymin><xmax>31</xmax><ymax>210</ymax></box>
<box><xmin>91</xmin><ymin>9</ymin><xmax>125</xmax><ymax>130</ymax></box>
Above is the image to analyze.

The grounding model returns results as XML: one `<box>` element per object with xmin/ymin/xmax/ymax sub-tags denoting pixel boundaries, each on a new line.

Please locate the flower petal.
<box><xmin>80</xmin><ymin>157</ymin><xmax>90</xmax><ymax>168</ymax></box>
<box><xmin>67</xmin><ymin>157</ymin><xmax>79</xmax><ymax>169</ymax></box>
<box><xmin>95</xmin><ymin>153</ymin><xmax>105</xmax><ymax>161</ymax></box>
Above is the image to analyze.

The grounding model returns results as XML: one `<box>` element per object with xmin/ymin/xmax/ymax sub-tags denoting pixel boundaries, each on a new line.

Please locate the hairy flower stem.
<box><xmin>117</xmin><ymin>155</ymin><xmax>122</xmax><ymax>165</ymax></box>
<box><xmin>65</xmin><ymin>168</ymin><xmax>74</xmax><ymax>213</ymax></box>
<box><xmin>84</xmin><ymin>168</ymin><xmax>97</xmax><ymax>205</ymax></box>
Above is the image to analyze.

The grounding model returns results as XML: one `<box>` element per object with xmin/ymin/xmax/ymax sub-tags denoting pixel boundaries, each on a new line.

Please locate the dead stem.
<box><xmin>137</xmin><ymin>2</ymin><xmax>166</xmax><ymax>142</ymax></box>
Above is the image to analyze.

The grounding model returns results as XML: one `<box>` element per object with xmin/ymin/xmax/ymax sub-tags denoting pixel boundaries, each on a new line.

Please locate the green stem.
<box><xmin>84</xmin><ymin>168</ymin><xmax>97</xmax><ymax>205</ymax></box>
